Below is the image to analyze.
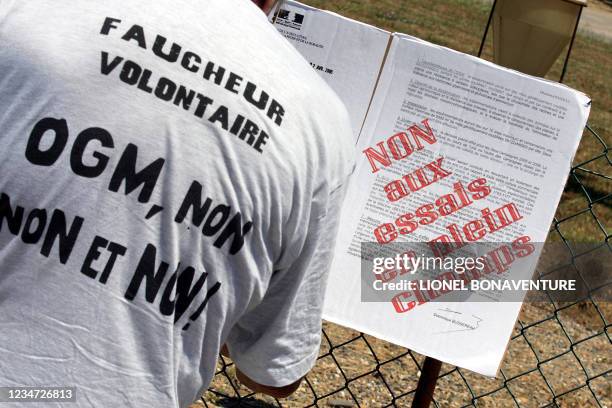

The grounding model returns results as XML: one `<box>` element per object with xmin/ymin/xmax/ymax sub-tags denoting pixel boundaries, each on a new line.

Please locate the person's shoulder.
<box><xmin>206</xmin><ymin>0</ymin><xmax>355</xmax><ymax>176</ymax></box>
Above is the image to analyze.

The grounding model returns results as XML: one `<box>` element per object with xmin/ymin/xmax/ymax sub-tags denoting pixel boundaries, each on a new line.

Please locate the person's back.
<box><xmin>0</xmin><ymin>0</ymin><xmax>354</xmax><ymax>406</ymax></box>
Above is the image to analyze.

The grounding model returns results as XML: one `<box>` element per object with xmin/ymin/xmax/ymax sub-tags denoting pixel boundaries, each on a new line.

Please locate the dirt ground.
<box><xmin>196</xmin><ymin>299</ymin><xmax>610</xmax><ymax>407</ymax></box>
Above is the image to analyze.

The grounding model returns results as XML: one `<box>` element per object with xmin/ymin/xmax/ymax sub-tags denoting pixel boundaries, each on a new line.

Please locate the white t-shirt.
<box><xmin>0</xmin><ymin>0</ymin><xmax>354</xmax><ymax>406</ymax></box>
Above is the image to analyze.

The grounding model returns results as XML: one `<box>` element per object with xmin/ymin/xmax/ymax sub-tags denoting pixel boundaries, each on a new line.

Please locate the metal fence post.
<box><xmin>411</xmin><ymin>357</ymin><xmax>443</xmax><ymax>408</ymax></box>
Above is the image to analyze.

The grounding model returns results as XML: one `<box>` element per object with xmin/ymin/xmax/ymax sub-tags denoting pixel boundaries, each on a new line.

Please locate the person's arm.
<box><xmin>224</xmin><ymin>180</ymin><xmax>350</xmax><ymax>398</ymax></box>
<box><xmin>221</xmin><ymin>344</ymin><xmax>302</xmax><ymax>398</ymax></box>
<box><xmin>235</xmin><ymin>364</ymin><xmax>303</xmax><ymax>398</ymax></box>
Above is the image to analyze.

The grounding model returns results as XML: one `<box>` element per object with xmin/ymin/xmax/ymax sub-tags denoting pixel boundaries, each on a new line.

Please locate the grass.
<box><xmin>301</xmin><ymin>0</ymin><xmax>611</xmax><ymax>242</ymax></box>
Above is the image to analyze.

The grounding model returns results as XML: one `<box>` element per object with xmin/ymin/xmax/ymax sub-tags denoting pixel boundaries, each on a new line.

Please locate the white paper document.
<box><xmin>272</xmin><ymin>3</ymin><xmax>591</xmax><ymax>376</ymax></box>
<box><xmin>271</xmin><ymin>1</ymin><xmax>390</xmax><ymax>139</ymax></box>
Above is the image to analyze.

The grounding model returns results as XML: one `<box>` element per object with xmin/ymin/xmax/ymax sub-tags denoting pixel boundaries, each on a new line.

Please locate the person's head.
<box><xmin>252</xmin><ymin>0</ymin><xmax>279</xmax><ymax>15</ymax></box>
